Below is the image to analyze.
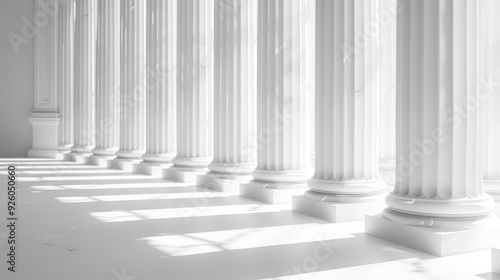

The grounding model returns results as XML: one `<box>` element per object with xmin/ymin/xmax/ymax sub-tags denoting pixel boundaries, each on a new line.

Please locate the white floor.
<box><xmin>0</xmin><ymin>159</ymin><xmax>498</xmax><ymax>280</ymax></box>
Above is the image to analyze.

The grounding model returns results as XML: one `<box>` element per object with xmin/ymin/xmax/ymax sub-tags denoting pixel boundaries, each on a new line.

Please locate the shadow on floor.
<box><xmin>0</xmin><ymin>159</ymin><xmax>478</xmax><ymax>280</ymax></box>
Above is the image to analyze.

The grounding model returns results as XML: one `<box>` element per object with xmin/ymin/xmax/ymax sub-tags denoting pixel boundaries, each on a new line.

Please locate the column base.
<box><xmin>207</xmin><ymin>162</ymin><xmax>256</xmax><ymax>176</ymax></box>
<box><xmin>240</xmin><ymin>180</ymin><xmax>307</xmax><ymax>204</ymax></box>
<box><xmin>111</xmin><ymin>158</ymin><xmax>143</xmax><ymax>172</ymax></box>
<box><xmin>135</xmin><ymin>162</ymin><xmax>172</xmax><ymax>176</ymax></box>
<box><xmin>89</xmin><ymin>155</ymin><xmax>116</xmax><ymax>168</ymax></box>
<box><xmin>171</xmin><ymin>157</ymin><xmax>212</xmax><ymax>169</ymax></box>
<box><xmin>163</xmin><ymin>167</ymin><xmax>209</xmax><ymax>183</ymax></box>
<box><xmin>116</xmin><ymin>150</ymin><xmax>146</xmax><ymax>160</ymax></box>
<box><xmin>292</xmin><ymin>193</ymin><xmax>386</xmax><ymax>222</ymax></box>
<box><xmin>493</xmin><ymin>247</ymin><xmax>500</xmax><ymax>274</ymax></box>
<box><xmin>142</xmin><ymin>153</ymin><xmax>176</xmax><ymax>164</ymax></box>
<box><xmin>365</xmin><ymin>212</ymin><xmax>500</xmax><ymax>256</ymax></box>
<box><xmin>28</xmin><ymin>149</ymin><xmax>64</xmax><ymax>160</ymax></box>
<box><xmin>92</xmin><ymin>147</ymin><xmax>119</xmax><ymax>157</ymax></box>
<box><xmin>197</xmin><ymin>173</ymin><xmax>253</xmax><ymax>192</ymax></box>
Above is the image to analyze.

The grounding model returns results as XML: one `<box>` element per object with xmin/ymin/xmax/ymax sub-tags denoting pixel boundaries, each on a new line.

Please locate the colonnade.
<box><xmin>29</xmin><ymin>0</ymin><xmax>500</xmax><ymax>257</ymax></box>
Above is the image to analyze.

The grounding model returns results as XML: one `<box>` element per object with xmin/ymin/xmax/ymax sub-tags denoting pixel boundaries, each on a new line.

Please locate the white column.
<box><xmin>71</xmin><ymin>0</ymin><xmax>97</xmax><ymax>157</ymax></box>
<box><xmin>378</xmin><ymin>0</ymin><xmax>397</xmax><ymax>187</ymax></box>
<box><xmin>293</xmin><ymin>0</ymin><xmax>386</xmax><ymax>222</ymax></box>
<box><xmin>57</xmin><ymin>0</ymin><xmax>75</xmax><ymax>154</ymax></box>
<box><xmin>142</xmin><ymin>0</ymin><xmax>177</xmax><ymax>165</ymax></box>
<box><xmin>92</xmin><ymin>0</ymin><xmax>120</xmax><ymax>160</ymax></box>
<box><xmin>366</xmin><ymin>0</ymin><xmax>500</xmax><ymax>257</ymax></box>
<box><xmin>197</xmin><ymin>0</ymin><xmax>257</xmax><ymax>192</ymax></box>
<box><xmin>164</xmin><ymin>0</ymin><xmax>214</xmax><ymax>183</ymax></box>
<box><xmin>240</xmin><ymin>0</ymin><xmax>313</xmax><ymax>204</ymax></box>
<box><xmin>306</xmin><ymin>0</ymin><xmax>316</xmax><ymax>169</ymax></box>
<box><xmin>482</xmin><ymin>0</ymin><xmax>500</xmax><ymax>214</ymax></box>
<box><xmin>29</xmin><ymin>0</ymin><xmax>61</xmax><ymax>159</ymax></box>
<box><xmin>115</xmin><ymin>0</ymin><xmax>147</xmax><ymax>164</ymax></box>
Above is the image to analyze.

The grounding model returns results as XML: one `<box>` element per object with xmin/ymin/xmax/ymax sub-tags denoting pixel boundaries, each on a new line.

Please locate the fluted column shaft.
<box><xmin>482</xmin><ymin>0</ymin><xmax>500</xmax><ymax>201</ymax></box>
<box><xmin>209</xmin><ymin>0</ymin><xmax>257</xmax><ymax>176</ymax></box>
<box><xmin>171</xmin><ymin>0</ymin><xmax>214</xmax><ymax>170</ymax></box>
<box><xmin>93</xmin><ymin>0</ymin><xmax>120</xmax><ymax>157</ymax></box>
<box><xmin>72</xmin><ymin>0</ymin><xmax>97</xmax><ymax>154</ymax></box>
<box><xmin>384</xmin><ymin>0</ymin><xmax>495</xmax><ymax>226</ymax></box>
<box><xmin>57</xmin><ymin>0</ymin><xmax>75</xmax><ymax>152</ymax></box>
<box><xmin>250</xmin><ymin>0</ymin><xmax>312</xmax><ymax>187</ymax></box>
<box><xmin>117</xmin><ymin>0</ymin><xmax>147</xmax><ymax>159</ymax></box>
<box><xmin>304</xmin><ymin>0</ymin><xmax>386</xmax><ymax>202</ymax></box>
<box><xmin>143</xmin><ymin>0</ymin><xmax>177</xmax><ymax>164</ymax></box>
<box><xmin>378</xmin><ymin>0</ymin><xmax>397</xmax><ymax>166</ymax></box>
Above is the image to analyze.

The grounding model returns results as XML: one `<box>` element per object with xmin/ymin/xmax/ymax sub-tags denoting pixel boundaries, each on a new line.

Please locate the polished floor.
<box><xmin>0</xmin><ymin>158</ymin><xmax>498</xmax><ymax>280</ymax></box>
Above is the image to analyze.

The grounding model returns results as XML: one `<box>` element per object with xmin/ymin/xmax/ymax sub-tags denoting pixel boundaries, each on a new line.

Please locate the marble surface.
<box><xmin>0</xmin><ymin>158</ymin><xmax>498</xmax><ymax>280</ymax></box>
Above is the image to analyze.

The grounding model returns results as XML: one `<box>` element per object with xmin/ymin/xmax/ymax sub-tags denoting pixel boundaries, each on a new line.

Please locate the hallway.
<box><xmin>0</xmin><ymin>158</ymin><xmax>497</xmax><ymax>280</ymax></box>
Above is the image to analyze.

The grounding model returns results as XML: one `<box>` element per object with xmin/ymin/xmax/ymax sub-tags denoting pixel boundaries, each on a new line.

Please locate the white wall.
<box><xmin>0</xmin><ymin>0</ymin><xmax>35</xmax><ymax>158</ymax></box>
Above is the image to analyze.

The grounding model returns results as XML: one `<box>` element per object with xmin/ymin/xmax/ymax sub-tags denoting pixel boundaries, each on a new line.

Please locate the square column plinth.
<box><xmin>240</xmin><ymin>183</ymin><xmax>307</xmax><ymax>204</ymax></box>
<box><xmin>197</xmin><ymin>174</ymin><xmax>252</xmax><ymax>192</ymax></box>
<box><xmin>135</xmin><ymin>162</ymin><xmax>172</xmax><ymax>177</ymax></box>
<box><xmin>90</xmin><ymin>156</ymin><xmax>115</xmax><ymax>168</ymax></box>
<box><xmin>69</xmin><ymin>153</ymin><xmax>92</xmax><ymax>164</ymax></box>
<box><xmin>111</xmin><ymin>158</ymin><xmax>143</xmax><ymax>172</ymax></box>
<box><xmin>163</xmin><ymin>168</ymin><xmax>208</xmax><ymax>184</ymax></box>
<box><xmin>292</xmin><ymin>195</ymin><xmax>386</xmax><ymax>223</ymax></box>
<box><xmin>366</xmin><ymin>213</ymin><xmax>500</xmax><ymax>256</ymax></box>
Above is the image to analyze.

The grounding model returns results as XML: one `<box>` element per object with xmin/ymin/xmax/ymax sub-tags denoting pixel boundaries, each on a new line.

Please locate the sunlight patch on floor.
<box><xmin>89</xmin><ymin>203</ymin><xmax>291</xmax><ymax>222</ymax></box>
<box><xmin>18</xmin><ymin>174</ymin><xmax>154</xmax><ymax>181</ymax></box>
<box><xmin>30</xmin><ymin>181</ymin><xmax>186</xmax><ymax>190</ymax></box>
<box><xmin>56</xmin><ymin>191</ymin><xmax>235</xmax><ymax>203</ymax></box>
<box><xmin>139</xmin><ymin>223</ymin><xmax>358</xmax><ymax>257</ymax></box>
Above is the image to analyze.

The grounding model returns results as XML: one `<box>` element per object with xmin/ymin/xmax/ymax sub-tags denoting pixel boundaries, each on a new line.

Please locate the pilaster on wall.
<box><xmin>29</xmin><ymin>0</ymin><xmax>61</xmax><ymax>159</ymax></box>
